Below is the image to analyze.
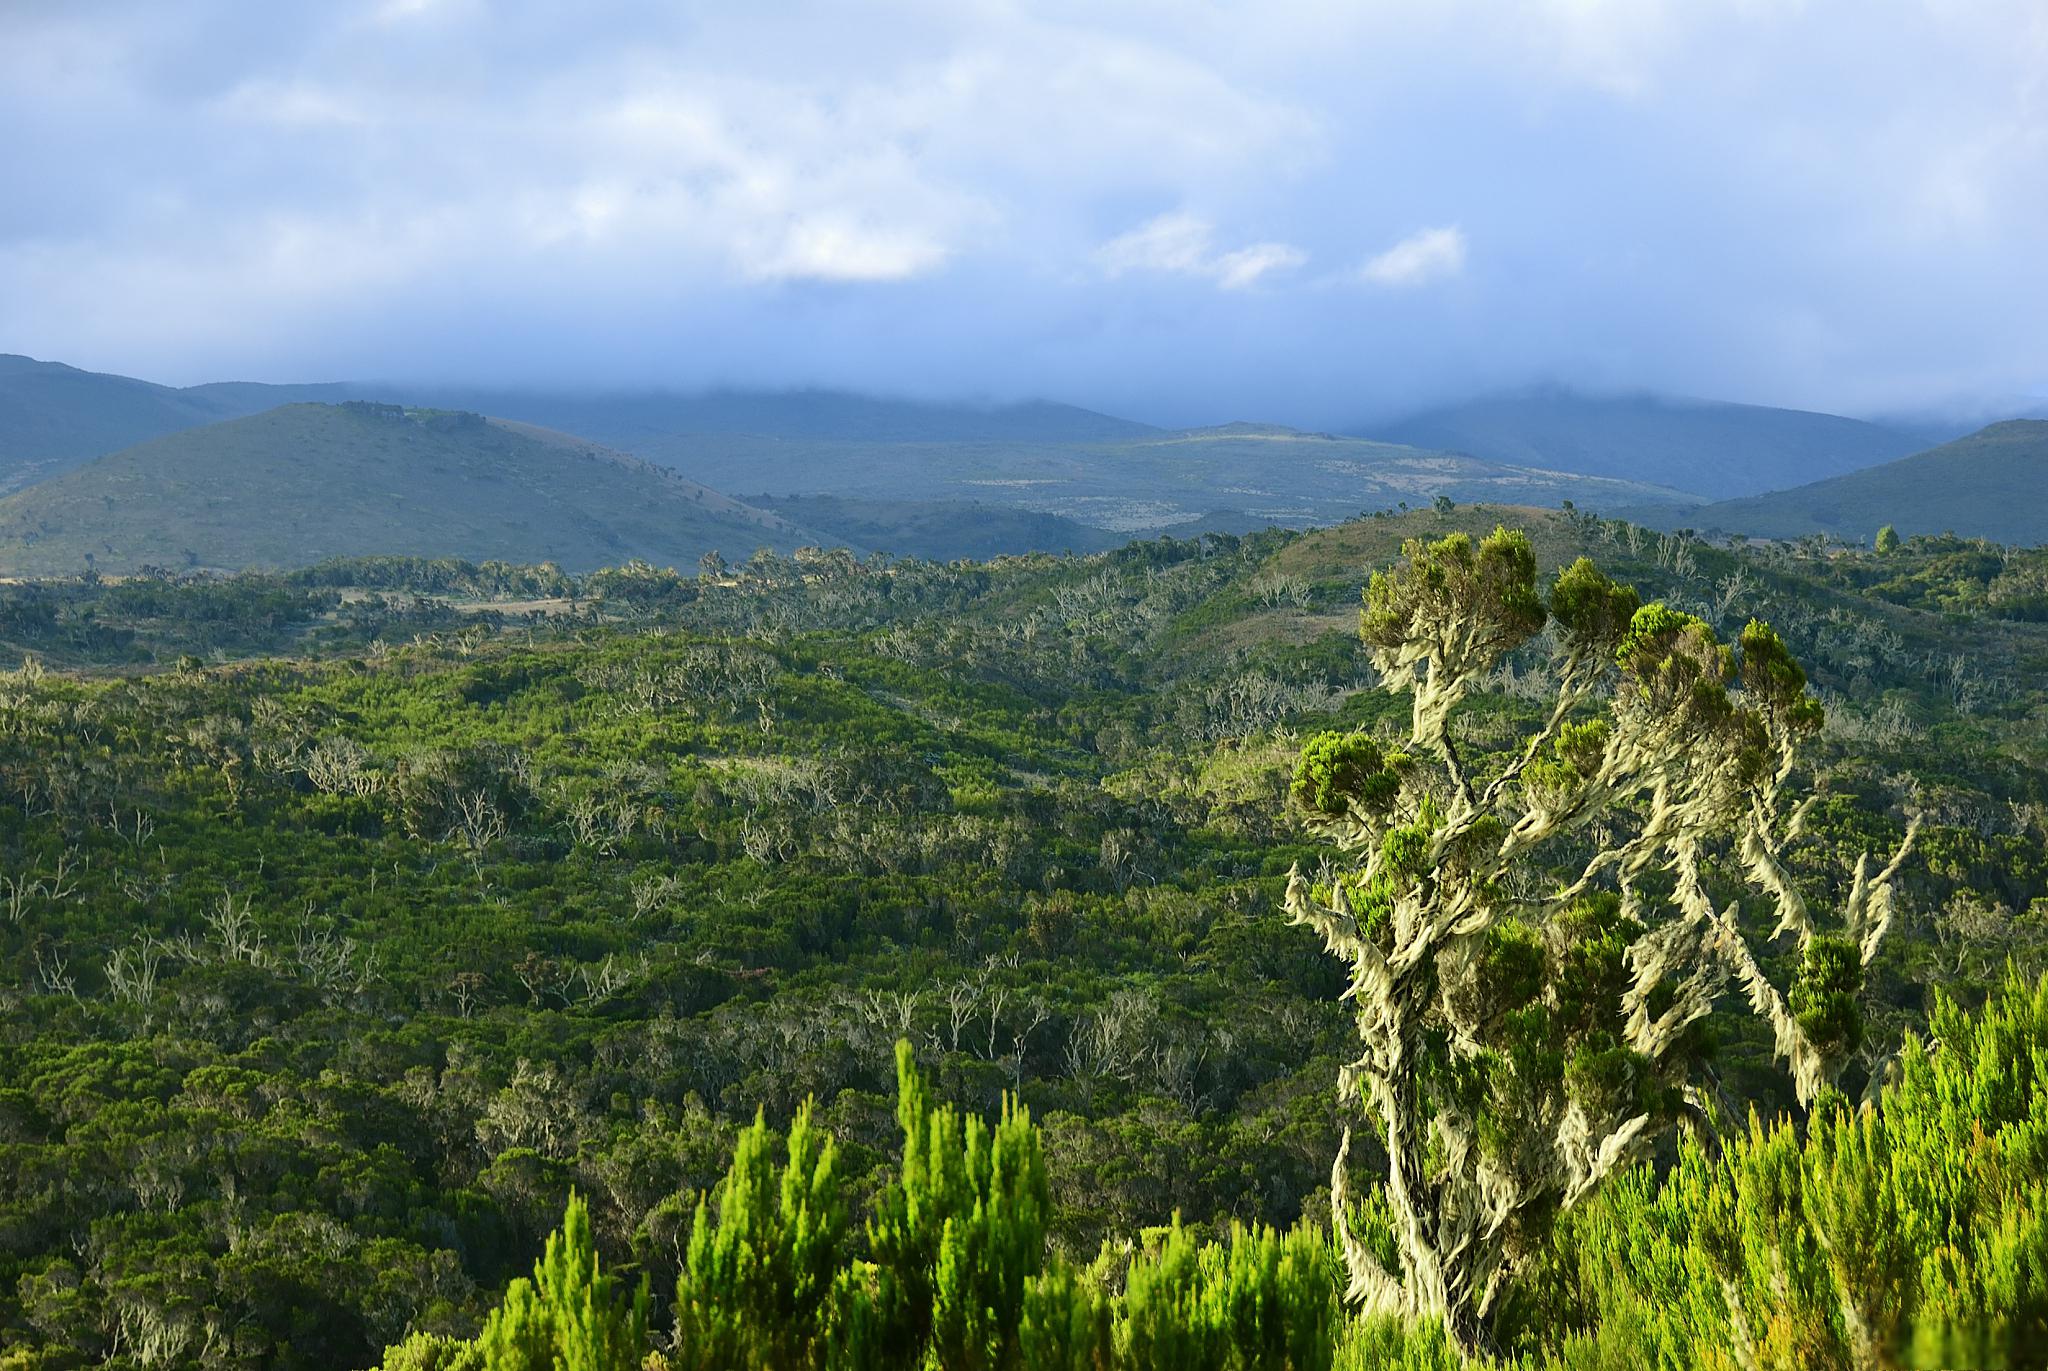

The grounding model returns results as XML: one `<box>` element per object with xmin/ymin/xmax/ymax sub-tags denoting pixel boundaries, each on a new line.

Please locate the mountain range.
<box><xmin>0</xmin><ymin>402</ymin><xmax>816</xmax><ymax>576</ymax></box>
<box><xmin>0</xmin><ymin>354</ymin><xmax>2040</xmax><ymax>569</ymax></box>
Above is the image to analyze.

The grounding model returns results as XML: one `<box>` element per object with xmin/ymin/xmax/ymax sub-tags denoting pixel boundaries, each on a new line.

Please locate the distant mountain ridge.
<box><xmin>1370</xmin><ymin>389</ymin><xmax>1928</xmax><ymax>500</ymax></box>
<box><xmin>13</xmin><ymin>356</ymin><xmax>2036</xmax><ymax>553</ymax></box>
<box><xmin>0</xmin><ymin>354</ymin><xmax>353</xmax><ymax>491</ymax></box>
<box><xmin>0</xmin><ymin>401</ymin><xmax>821</xmax><ymax>576</ymax></box>
<box><xmin>1672</xmin><ymin>420</ymin><xmax>2048</xmax><ymax>545</ymax></box>
<box><xmin>0</xmin><ymin>354</ymin><xmax>1163</xmax><ymax>491</ymax></box>
<box><xmin>409</xmin><ymin>387</ymin><xmax>1161</xmax><ymax>446</ymax></box>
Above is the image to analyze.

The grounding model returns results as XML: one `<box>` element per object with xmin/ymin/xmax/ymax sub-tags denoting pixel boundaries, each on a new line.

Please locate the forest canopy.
<box><xmin>0</xmin><ymin>506</ymin><xmax>2042</xmax><ymax>1368</ymax></box>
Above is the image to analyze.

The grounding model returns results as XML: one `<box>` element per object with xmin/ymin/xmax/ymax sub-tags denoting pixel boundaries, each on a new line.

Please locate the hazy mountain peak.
<box><xmin>1369</xmin><ymin>388</ymin><xmax>1927</xmax><ymax>500</ymax></box>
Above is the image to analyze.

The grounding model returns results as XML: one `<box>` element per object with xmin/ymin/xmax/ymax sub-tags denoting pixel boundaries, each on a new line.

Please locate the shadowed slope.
<box><xmin>0</xmin><ymin>402</ymin><xmax>822</xmax><ymax>576</ymax></box>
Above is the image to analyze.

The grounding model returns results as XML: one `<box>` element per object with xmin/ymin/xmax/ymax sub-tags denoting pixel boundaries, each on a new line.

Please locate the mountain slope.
<box><xmin>1373</xmin><ymin>390</ymin><xmax>1925</xmax><ymax>500</ymax></box>
<box><xmin>1679</xmin><ymin>420</ymin><xmax>2048</xmax><ymax>545</ymax></box>
<box><xmin>0</xmin><ymin>402</ymin><xmax>819</xmax><ymax>576</ymax></box>
<box><xmin>390</xmin><ymin>386</ymin><xmax>1162</xmax><ymax>449</ymax></box>
<box><xmin>593</xmin><ymin>423</ymin><xmax>1696</xmax><ymax>533</ymax></box>
<box><xmin>0</xmin><ymin>355</ymin><xmax>1160</xmax><ymax>496</ymax></box>
<box><xmin>0</xmin><ymin>355</ymin><xmax>239</xmax><ymax>492</ymax></box>
<box><xmin>0</xmin><ymin>355</ymin><xmax>353</xmax><ymax>491</ymax></box>
<box><xmin>743</xmin><ymin>495</ymin><xmax>1130</xmax><ymax>560</ymax></box>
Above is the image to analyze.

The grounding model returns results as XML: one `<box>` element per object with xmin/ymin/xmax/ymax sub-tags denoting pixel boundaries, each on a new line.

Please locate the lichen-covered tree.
<box><xmin>1284</xmin><ymin>528</ymin><xmax>1916</xmax><ymax>1351</ymax></box>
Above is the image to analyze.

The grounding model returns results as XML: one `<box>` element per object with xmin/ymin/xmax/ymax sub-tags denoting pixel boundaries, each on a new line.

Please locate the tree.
<box><xmin>1876</xmin><ymin>524</ymin><xmax>1900</xmax><ymax>555</ymax></box>
<box><xmin>1283</xmin><ymin>528</ymin><xmax>1916</xmax><ymax>1351</ymax></box>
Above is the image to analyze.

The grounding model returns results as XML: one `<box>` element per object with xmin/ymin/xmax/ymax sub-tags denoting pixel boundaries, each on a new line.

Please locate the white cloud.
<box><xmin>1096</xmin><ymin>212</ymin><xmax>1215</xmax><ymax>277</ymax></box>
<box><xmin>1358</xmin><ymin>227</ymin><xmax>1467</xmax><ymax>288</ymax></box>
<box><xmin>744</xmin><ymin>216</ymin><xmax>952</xmax><ymax>284</ymax></box>
<box><xmin>1215</xmin><ymin>243</ymin><xmax>1309</xmax><ymax>289</ymax></box>
<box><xmin>1097</xmin><ymin>212</ymin><xmax>1304</xmax><ymax>289</ymax></box>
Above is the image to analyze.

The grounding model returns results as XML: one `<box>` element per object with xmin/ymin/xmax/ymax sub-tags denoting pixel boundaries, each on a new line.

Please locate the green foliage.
<box><xmin>1876</xmin><ymin>524</ymin><xmax>1900</xmax><ymax>555</ymax></box>
<box><xmin>1017</xmin><ymin>1261</ymin><xmax>1115</xmax><ymax>1371</ymax></box>
<box><xmin>1379</xmin><ymin>822</ymin><xmax>1432</xmax><ymax>880</ymax></box>
<box><xmin>379</xmin><ymin>1193</ymin><xmax>648</xmax><ymax>1371</ymax></box>
<box><xmin>0</xmin><ymin>504</ymin><xmax>2038</xmax><ymax>1368</ymax></box>
<box><xmin>1547</xmin><ymin>558</ymin><xmax>1640</xmax><ymax>661</ymax></box>
<box><xmin>1290</xmin><ymin>731</ymin><xmax>1402</xmax><ymax>819</ymax></box>
<box><xmin>1118</xmin><ymin>1218</ymin><xmax>1339</xmax><ymax>1371</ymax></box>
<box><xmin>1737</xmin><ymin>619</ymin><xmax>1823</xmax><ymax>733</ymax></box>
<box><xmin>1788</xmin><ymin>935</ymin><xmax>1865</xmax><ymax>1059</ymax></box>
<box><xmin>1362</xmin><ymin>527</ymin><xmax>1546</xmax><ymax>664</ymax></box>
<box><xmin>1330</xmin><ymin>1317</ymin><xmax>1467</xmax><ymax>1371</ymax></box>
<box><xmin>1614</xmin><ymin>601</ymin><xmax>1720</xmax><ymax>685</ymax></box>
<box><xmin>379</xmin><ymin>1044</ymin><xmax>1348</xmax><ymax>1371</ymax></box>
<box><xmin>864</xmin><ymin>1040</ymin><xmax>1052</xmax><ymax>1370</ymax></box>
<box><xmin>1532</xmin><ymin>970</ymin><xmax>2048</xmax><ymax>1370</ymax></box>
<box><xmin>670</xmin><ymin>1102</ymin><xmax>849</xmax><ymax>1371</ymax></box>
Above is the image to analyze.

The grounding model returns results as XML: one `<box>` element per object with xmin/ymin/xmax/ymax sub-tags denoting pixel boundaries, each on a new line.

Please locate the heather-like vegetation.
<box><xmin>1</xmin><ymin>505</ymin><xmax>2044</xmax><ymax>1368</ymax></box>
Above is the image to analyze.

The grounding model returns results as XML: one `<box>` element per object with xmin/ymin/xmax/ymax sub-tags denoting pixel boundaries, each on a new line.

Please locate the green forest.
<box><xmin>3</xmin><ymin>504</ymin><xmax>2047</xmax><ymax>1369</ymax></box>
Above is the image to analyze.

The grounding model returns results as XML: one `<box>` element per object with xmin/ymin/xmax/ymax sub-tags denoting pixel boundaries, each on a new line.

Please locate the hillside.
<box><xmin>629</xmin><ymin>423</ymin><xmax>1696</xmax><ymax>531</ymax></box>
<box><xmin>0</xmin><ymin>402</ymin><xmax>818</xmax><ymax>575</ymax></box>
<box><xmin>0</xmin><ymin>508</ymin><xmax>2040</xmax><ymax>1368</ymax></box>
<box><xmin>0</xmin><ymin>355</ymin><xmax>1160</xmax><ymax>496</ymax></box>
<box><xmin>7</xmin><ymin>356</ymin><xmax>1692</xmax><ymax>542</ymax></box>
<box><xmin>0</xmin><ymin>354</ymin><xmax>348</xmax><ymax>492</ymax></box>
<box><xmin>1672</xmin><ymin>419</ymin><xmax>2048</xmax><ymax>544</ymax></box>
<box><xmin>408</xmin><ymin>385</ymin><xmax>1163</xmax><ymax>446</ymax></box>
<box><xmin>1373</xmin><ymin>388</ymin><xmax>1925</xmax><ymax>499</ymax></box>
<box><xmin>0</xmin><ymin>355</ymin><xmax>224</xmax><ymax>487</ymax></box>
<box><xmin>743</xmin><ymin>494</ymin><xmax>1129</xmax><ymax>560</ymax></box>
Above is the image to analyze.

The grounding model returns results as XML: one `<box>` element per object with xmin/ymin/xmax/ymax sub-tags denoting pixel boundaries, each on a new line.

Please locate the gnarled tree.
<box><xmin>1284</xmin><ymin>527</ymin><xmax>1915</xmax><ymax>1351</ymax></box>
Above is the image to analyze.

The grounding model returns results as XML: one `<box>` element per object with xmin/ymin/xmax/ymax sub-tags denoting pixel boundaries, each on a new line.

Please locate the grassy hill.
<box><xmin>1670</xmin><ymin>419</ymin><xmax>2048</xmax><ymax>545</ymax></box>
<box><xmin>1373</xmin><ymin>388</ymin><xmax>1925</xmax><ymax>500</ymax></box>
<box><xmin>0</xmin><ymin>354</ymin><xmax>352</xmax><ymax>492</ymax></box>
<box><xmin>0</xmin><ymin>402</ymin><xmax>820</xmax><ymax>576</ymax></box>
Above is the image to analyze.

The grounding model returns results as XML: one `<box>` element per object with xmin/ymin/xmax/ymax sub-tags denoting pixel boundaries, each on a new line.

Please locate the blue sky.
<box><xmin>3</xmin><ymin>0</ymin><xmax>2044</xmax><ymax>425</ymax></box>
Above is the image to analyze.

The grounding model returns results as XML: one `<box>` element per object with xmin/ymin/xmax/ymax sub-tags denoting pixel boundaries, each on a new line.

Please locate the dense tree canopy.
<box><xmin>0</xmin><ymin>506</ymin><xmax>2039</xmax><ymax>1368</ymax></box>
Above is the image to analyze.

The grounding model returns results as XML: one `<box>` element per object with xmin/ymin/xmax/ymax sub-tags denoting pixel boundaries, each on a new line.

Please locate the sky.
<box><xmin>3</xmin><ymin>0</ymin><xmax>2046</xmax><ymax>427</ymax></box>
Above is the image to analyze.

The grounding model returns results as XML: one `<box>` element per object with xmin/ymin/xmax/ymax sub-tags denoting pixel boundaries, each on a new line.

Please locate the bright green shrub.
<box><xmin>670</xmin><ymin>1100</ymin><xmax>850</xmax><ymax>1371</ymax></box>
<box><xmin>379</xmin><ymin>1192</ymin><xmax>647</xmax><ymax>1371</ymax></box>
<box><xmin>865</xmin><ymin>1038</ymin><xmax>1052</xmax><ymax>1370</ymax></box>
<box><xmin>1117</xmin><ymin>1218</ymin><xmax>1339</xmax><ymax>1371</ymax></box>
<box><xmin>1540</xmin><ymin>971</ymin><xmax>2048</xmax><ymax>1370</ymax></box>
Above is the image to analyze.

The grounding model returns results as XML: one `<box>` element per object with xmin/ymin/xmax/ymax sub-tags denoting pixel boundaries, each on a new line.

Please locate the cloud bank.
<box><xmin>1</xmin><ymin>0</ymin><xmax>2044</xmax><ymax>425</ymax></box>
